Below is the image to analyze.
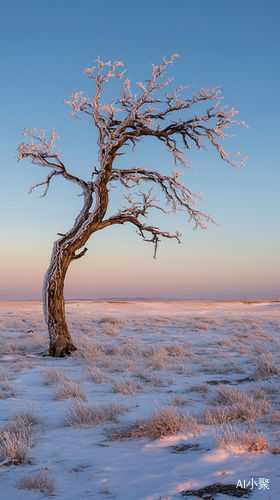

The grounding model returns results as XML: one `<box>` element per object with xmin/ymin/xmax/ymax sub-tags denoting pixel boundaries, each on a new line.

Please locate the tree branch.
<box><xmin>17</xmin><ymin>55</ymin><xmax>248</xmax><ymax>260</ymax></box>
<box><xmin>98</xmin><ymin>214</ymin><xmax>181</xmax><ymax>258</ymax></box>
<box><xmin>16</xmin><ymin>127</ymin><xmax>90</xmax><ymax>194</ymax></box>
<box><xmin>63</xmin><ymin>55</ymin><xmax>248</xmax><ymax>170</ymax></box>
<box><xmin>109</xmin><ymin>166</ymin><xmax>219</xmax><ymax>230</ymax></box>
<box><xmin>71</xmin><ymin>247</ymin><xmax>88</xmax><ymax>260</ymax></box>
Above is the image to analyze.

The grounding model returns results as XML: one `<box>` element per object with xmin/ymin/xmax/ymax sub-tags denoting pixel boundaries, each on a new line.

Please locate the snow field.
<box><xmin>0</xmin><ymin>300</ymin><xmax>280</xmax><ymax>499</ymax></box>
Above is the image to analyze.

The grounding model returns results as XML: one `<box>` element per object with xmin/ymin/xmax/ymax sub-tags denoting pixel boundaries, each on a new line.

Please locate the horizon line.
<box><xmin>0</xmin><ymin>297</ymin><xmax>279</xmax><ymax>303</ymax></box>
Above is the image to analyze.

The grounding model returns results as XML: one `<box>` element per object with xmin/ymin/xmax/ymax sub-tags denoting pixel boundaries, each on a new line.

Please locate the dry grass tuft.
<box><xmin>5</xmin><ymin>332</ymin><xmax>48</xmax><ymax>353</ymax></box>
<box><xmin>0</xmin><ymin>427</ymin><xmax>33</xmax><ymax>464</ymax></box>
<box><xmin>83</xmin><ymin>363</ymin><xmax>112</xmax><ymax>384</ymax></box>
<box><xmin>12</xmin><ymin>406</ymin><xmax>42</xmax><ymax>428</ymax></box>
<box><xmin>15</xmin><ymin>464</ymin><xmax>56</xmax><ymax>495</ymax></box>
<box><xmin>145</xmin><ymin>346</ymin><xmax>170</xmax><ymax>371</ymax></box>
<box><xmin>166</xmin><ymin>344</ymin><xmax>187</xmax><ymax>357</ymax></box>
<box><xmin>203</xmin><ymin>361</ymin><xmax>245</xmax><ymax>375</ymax></box>
<box><xmin>170</xmin><ymin>395</ymin><xmax>192</xmax><ymax>406</ymax></box>
<box><xmin>214</xmin><ymin>424</ymin><xmax>269</xmax><ymax>452</ymax></box>
<box><xmin>262</xmin><ymin>412</ymin><xmax>280</xmax><ymax>425</ymax></box>
<box><xmin>40</xmin><ymin>368</ymin><xmax>69</xmax><ymax>386</ymax></box>
<box><xmin>113</xmin><ymin>377</ymin><xmax>142</xmax><ymax>395</ymax></box>
<box><xmin>204</xmin><ymin>397</ymin><xmax>273</xmax><ymax>425</ymax></box>
<box><xmin>52</xmin><ymin>380</ymin><xmax>87</xmax><ymax>401</ymax></box>
<box><xmin>71</xmin><ymin>337</ymin><xmax>104</xmax><ymax>359</ymax></box>
<box><xmin>254</xmin><ymin>353</ymin><xmax>280</xmax><ymax>378</ymax></box>
<box><xmin>251</xmin><ymin>387</ymin><xmax>269</xmax><ymax>400</ymax></box>
<box><xmin>188</xmin><ymin>382</ymin><xmax>209</xmax><ymax>395</ymax></box>
<box><xmin>63</xmin><ymin>398</ymin><xmax>129</xmax><ymax>427</ymax></box>
<box><xmin>99</xmin><ymin>317</ymin><xmax>126</xmax><ymax>326</ymax></box>
<box><xmin>0</xmin><ymin>380</ymin><xmax>16</xmax><ymax>399</ymax></box>
<box><xmin>99</xmin><ymin>317</ymin><xmax>125</xmax><ymax>336</ymax></box>
<box><xmin>135</xmin><ymin>371</ymin><xmax>167</xmax><ymax>386</ymax></box>
<box><xmin>0</xmin><ymin>372</ymin><xmax>12</xmax><ymax>382</ymax></box>
<box><xmin>210</xmin><ymin>385</ymin><xmax>249</xmax><ymax>405</ymax></box>
<box><xmin>270</xmin><ymin>433</ymin><xmax>280</xmax><ymax>454</ymax></box>
<box><xmin>249</xmin><ymin>381</ymin><xmax>278</xmax><ymax>397</ymax></box>
<box><xmin>117</xmin><ymin>406</ymin><xmax>201</xmax><ymax>440</ymax></box>
<box><xmin>194</xmin><ymin>322</ymin><xmax>209</xmax><ymax>331</ymax></box>
<box><xmin>0</xmin><ymin>407</ymin><xmax>41</xmax><ymax>464</ymax></box>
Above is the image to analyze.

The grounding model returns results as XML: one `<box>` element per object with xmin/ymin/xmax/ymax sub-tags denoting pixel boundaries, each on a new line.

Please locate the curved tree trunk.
<box><xmin>42</xmin><ymin>180</ymin><xmax>109</xmax><ymax>357</ymax></box>
<box><xmin>43</xmin><ymin>242</ymin><xmax>77</xmax><ymax>357</ymax></box>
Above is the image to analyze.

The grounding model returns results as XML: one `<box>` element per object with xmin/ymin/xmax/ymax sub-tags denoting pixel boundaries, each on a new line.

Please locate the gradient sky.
<box><xmin>0</xmin><ymin>0</ymin><xmax>279</xmax><ymax>300</ymax></box>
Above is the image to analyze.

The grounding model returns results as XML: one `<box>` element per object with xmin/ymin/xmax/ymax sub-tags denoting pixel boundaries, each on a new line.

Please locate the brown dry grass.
<box><xmin>40</xmin><ymin>368</ymin><xmax>69</xmax><ymax>386</ymax></box>
<box><xmin>0</xmin><ymin>380</ymin><xmax>16</xmax><ymax>399</ymax></box>
<box><xmin>116</xmin><ymin>406</ymin><xmax>201</xmax><ymax>440</ymax></box>
<box><xmin>210</xmin><ymin>385</ymin><xmax>246</xmax><ymax>405</ymax></box>
<box><xmin>214</xmin><ymin>424</ymin><xmax>270</xmax><ymax>452</ymax></box>
<box><xmin>15</xmin><ymin>464</ymin><xmax>56</xmax><ymax>495</ymax></box>
<box><xmin>254</xmin><ymin>353</ymin><xmax>280</xmax><ymax>378</ymax></box>
<box><xmin>63</xmin><ymin>399</ymin><xmax>129</xmax><ymax>427</ymax></box>
<box><xmin>4</xmin><ymin>332</ymin><xmax>48</xmax><ymax>353</ymax></box>
<box><xmin>189</xmin><ymin>382</ymin><xmax>209</xmax><ymax>395</ymax></box>
<box><xmin>52</xmin><ymin>380</ymin><xmax>87</xmax><ymax>401</ymax></box>
<box><xmin>204</xmin><ymin>398</ymin><xmax>273</xmax><ymax>425</ymax></box>
<box><xmin>113</xmin><ymin>377</ymin><xmax>142</xmax><ymax>395</ymax></box>
<box><xmin>0</xmin><ymin>407</ymin><xmax>41</xmax><ymax>464</ymax></box>
<box><xmin>170</xmin><ymin>395</ymin><xmax>192</xmax><ymax>406</ymax></box>
<box><xmin>83</xmin><ymin>363</ymin><xmax>112</xmax><ymax>384</ymax></box>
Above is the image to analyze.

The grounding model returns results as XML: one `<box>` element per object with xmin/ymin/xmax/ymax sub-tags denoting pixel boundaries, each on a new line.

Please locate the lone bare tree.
<box><xmin>16</xmin><ymin>55</ymin><xmax>248</xmax><ymax>357</ymax></box>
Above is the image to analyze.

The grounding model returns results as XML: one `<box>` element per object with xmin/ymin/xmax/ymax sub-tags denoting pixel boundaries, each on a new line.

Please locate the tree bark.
<box><xmin>43</xmin><ymin>243</ymin><xmax>77</xmax><ymax>357</ymax></box>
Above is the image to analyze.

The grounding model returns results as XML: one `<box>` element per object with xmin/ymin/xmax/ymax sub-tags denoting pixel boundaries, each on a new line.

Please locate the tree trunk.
<box><xmin>42</xmin><ymin>180</ymin><xmax>109</xmax><ymax>357</ymax></box>
<box><xmin>43</xmin><ymin>242</ymin><xmax>77</xmax><ymax>357</ymax></box>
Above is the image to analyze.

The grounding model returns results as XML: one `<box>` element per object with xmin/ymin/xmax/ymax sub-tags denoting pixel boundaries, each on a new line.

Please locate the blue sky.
<box><xmin>0</xmin><ymin>0</ymin><xmax>279</xmax><ymax>300</ymax></box>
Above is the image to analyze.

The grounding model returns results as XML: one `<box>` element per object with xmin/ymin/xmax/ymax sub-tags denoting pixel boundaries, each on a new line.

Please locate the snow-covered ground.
<box><xmin>0</xmin><ymin>299</ymin><xmax>279</xmax><ymax>499</ymax></box>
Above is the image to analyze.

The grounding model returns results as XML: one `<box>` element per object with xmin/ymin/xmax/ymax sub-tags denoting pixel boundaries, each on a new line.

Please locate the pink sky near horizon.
<box><xmin>1</xmin><ymin>224</ymin><xmax>278</xmax><ymax>301</ymax></box>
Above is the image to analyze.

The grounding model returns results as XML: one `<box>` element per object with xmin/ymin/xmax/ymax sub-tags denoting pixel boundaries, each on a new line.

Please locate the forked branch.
<box><xmin>16</xmin><ymin>55</ymin><xmax>248</xmax><ymax>257</ymax></box>
<box><xmin>16</xmin><ymin>127</ymin><xmax>89</xmax><ymax>196</ymax></box>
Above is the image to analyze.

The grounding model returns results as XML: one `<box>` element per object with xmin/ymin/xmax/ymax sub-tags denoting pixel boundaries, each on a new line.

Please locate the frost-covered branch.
<box><xmin>16</xmin><ymin>127</ymin><xmax>63</xmax><ymax>164</ymax></box>
<box><xmin>98</xmin><ymin>212</ymin><xmax>182</xmax><ymax>259</ymax></box>
<box><xmin>109</xmin><ymin>166</ymin><xmax>219</xmax><ymax>235</ymax></box>
<box><xmin>16</xmin><ymin>127</ymin><xmax>89</xmax><ymax>194</ymax></box>
<box><xmin>110</xmin><ymin>166</ymin><xmax>203</xmax><ymax>212</ymax></box>
<box><xmin>17</xmin><ymin>55</ymin><xmax>248</xmax><ymax>259</ymax></box>
<box><xmin>16</xmin><ymin>127</ymin><xmax>95</xmax><ymax>240</ymax></box>
<box><xmin>64</xmin><ymin>55</ymin><xmax>248</xmax><ymax>171</ymax></box>
<box><xmin>100</xmin><ymin>166</ymin><xmax>219</xmax><ymax>257</ymax></box>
